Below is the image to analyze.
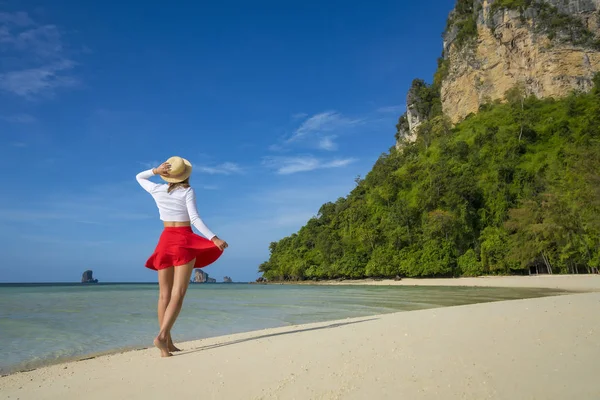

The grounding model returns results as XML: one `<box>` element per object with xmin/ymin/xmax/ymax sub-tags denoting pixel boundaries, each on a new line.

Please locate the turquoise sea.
<box><xmin>0</xmin><ymin>282</ymin><xmax>566</xmax><ymax>375</ymax></box>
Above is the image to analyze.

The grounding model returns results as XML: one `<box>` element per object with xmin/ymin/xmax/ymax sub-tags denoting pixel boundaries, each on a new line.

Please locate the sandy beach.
<box><xmin>2</xmin><ymin>275</ymin><xmax>599</xmax><ymax>400</ymax></box>
<box><xmin>318</xmin><ymin>274</ymin><xmax>600</xmax><ymax>291</ymax></box>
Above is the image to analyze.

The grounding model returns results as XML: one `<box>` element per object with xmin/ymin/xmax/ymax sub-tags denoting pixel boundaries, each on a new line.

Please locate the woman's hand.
<box><xmin>212</xmin><ymin>236</ymin><xmax>228</xmax><ymax>251</ymax></box>
<box><xmin>153</xmin><ymin>162</ymin><xmax>171</xmax><ymax>177</ymax></box>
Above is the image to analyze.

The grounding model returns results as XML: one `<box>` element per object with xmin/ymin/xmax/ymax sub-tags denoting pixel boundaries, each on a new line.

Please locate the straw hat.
<box><xmin>161</xmin><ymin>156</ymin><xmax>192</xmax><ymax>183</ymax></box>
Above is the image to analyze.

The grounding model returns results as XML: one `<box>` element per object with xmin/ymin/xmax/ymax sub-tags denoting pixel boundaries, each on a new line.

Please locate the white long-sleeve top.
<box><xmin>135</xmin><ymin>169</ymin><xmax>216</xmax><ymax>240</ymax></box>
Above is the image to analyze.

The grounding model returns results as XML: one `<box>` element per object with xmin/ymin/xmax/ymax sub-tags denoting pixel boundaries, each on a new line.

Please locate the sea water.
<box><xmin>0</xmin><ymin>282</ymin><xmax>566</xmax><ymax>374</ymax></box>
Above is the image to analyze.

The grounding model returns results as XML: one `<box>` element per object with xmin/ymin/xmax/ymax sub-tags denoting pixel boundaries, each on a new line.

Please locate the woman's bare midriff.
<box><xmin>163</xmin><ymin>221</ymin><xmax>191</xmax><ymax>227</ymax></box>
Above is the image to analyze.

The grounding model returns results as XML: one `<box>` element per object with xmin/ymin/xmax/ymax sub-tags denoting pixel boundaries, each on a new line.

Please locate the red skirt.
<box><xmin>145</xmin><ymin>227</ymin><xmax>223</xmax><ymax>271</ymax></box>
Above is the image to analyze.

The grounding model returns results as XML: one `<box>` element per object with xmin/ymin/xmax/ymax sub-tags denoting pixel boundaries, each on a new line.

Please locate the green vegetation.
<box><xmin>433</xmin><ymin>57</ymin><xmax>450</xmax><ymax>90</ymax></box>
<box><xmin>395</xmin><ymin>73</ymin><xmax>445</xmax><ymax>144</ymax></box>
<box><xmin>490</xmin><ymin>0</ymin><xmax>600</xmax><ymax>50</ymax></box>
<box><xmin>394</xmin><ymin>114</ymin><xmax>409</xmax><ymax>143</ymax></box>
<box><xmin>259</xmin><ymin>75</ymin><xmax>600</xmax><ymax>281</ymax></box>
<box><xmin>534</xmin><ymin>3</ymin><xmax>600</xmax><ymax>49</ymax></box>
<box><xmin>454</xmin><ymin>15</ymin><xmax>478</xmax><ymax>48</ymax></box>
<box><xmin>448</xmin><ymin>0</ymin><xmax>600</xmax><ymax>52</ymax></box>
<box><xmin>489</xmin><ymin>0</ymin><xmax>533</xmax><ymax>15</ymax></box>
<box><xmin>409</xmin><ymin>78</ymin><xmax>444</xmax><ymax>121</ymax></box>
<box><xmin>446</xmin><ymin>0</ymin><xmax>479</xmax><ymax>49</ymax></box>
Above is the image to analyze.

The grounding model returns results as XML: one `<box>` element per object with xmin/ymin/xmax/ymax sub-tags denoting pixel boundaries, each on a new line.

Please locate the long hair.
<box><xmin>167</xmin><ymin>178</ymin><xmax>190</xmax><ymax>194</ymax></box>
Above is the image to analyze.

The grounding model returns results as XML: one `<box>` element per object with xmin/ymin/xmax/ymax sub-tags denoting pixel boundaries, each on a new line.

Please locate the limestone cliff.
<box><xmin>192</xmin><ymin>269</ymin><xmax>216</xmax><ymax>283</ymax></box>
<box><xmin>81</xmin><ymin>270</ymin><xmax>98</xmax><ymax>283</ymax></box>
<box><xmin>443</xmin><ymin>0</ymin><xmax>600</xmax><ymax>123</ymax></box>
<box><xmin>395</xmin><ymin>78</ymin><xmax>442</xmax><ymax>146</ymax></box>
<box><xmin>396</xmin><ymin>0</ymin><xmax>600</xmax><ymax>146</ymax></box>
<box><xmin>193</xmin><ymin>269</ymin><xmax>207</xmax><ymax>283</ymax></box>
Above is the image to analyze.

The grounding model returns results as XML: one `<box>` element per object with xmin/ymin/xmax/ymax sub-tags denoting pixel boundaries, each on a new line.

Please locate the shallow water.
<box><xmin>0</xmin><ymin>282</ymin><xmax>566</xmax><ymax>374</ymax></box>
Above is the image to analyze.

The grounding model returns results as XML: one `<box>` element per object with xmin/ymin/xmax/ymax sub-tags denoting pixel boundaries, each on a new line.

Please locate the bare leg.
<box><xmin>155</xmin><ymin>267</ymin><xmax>174</xmax><ymax>357</ymax></box>
<box><xmin>156</xmin><ymin>268</ymin><xmax>180</xmax><ymax>352</ymax></box>
<box><xmin>155</xmin><ymin>258</ymin><xmax>195</xmax><ymax>355</ymax></box>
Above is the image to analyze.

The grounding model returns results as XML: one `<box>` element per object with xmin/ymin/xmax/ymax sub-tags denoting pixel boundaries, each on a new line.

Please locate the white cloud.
<box><xmin>324</xmin><ymin>158</ymin><xmax>356</xmax><ymax>168</ymax></box>
<box><xmin>318</xmin><ymin>136</ymin><xmax>338</xmax><ymax>151</ymax></box>
<box><xmin>377</xmin><ymin>105</ymin><xmax>405</xmax><ymax>114</ymax></box>
<box><xmin>0</xmin><ymin>12</ymin><xmax>34</xmax><ymax>27</ymax></box>
<box><xmin>0</xmin><ymin>12</ymin><xmax>79</xmax><ymax>98</ymax></box>
<box><xmin>268</xmin><ymin>143</ymin><xmax>285</xmax><ymax>152</ymax></box>
<box><xmin>138</xmin><ymin>160</ymin><xmax>162</xmax><ymax>169</ymax></box>
<box><xmin>0</xmin><ymin>59</ymin><xmax>78</xmax><ymax>97</ymax></box>
<box><xmin>138</xmin><ymin>161</ymin><xmax>240</xmax><ymax>178</ymax></box>
<box><xmin>196</xmin><ymin>162</ymin><xmax>242</xmax><ymax>175</ymax></box>
<box><xmin>292</xmin><ymin>112</ymin><xmax>308</xmax><ymax>120</ymax></box>
<box><xmin>268</xmin><ymin>156</ymin><xmax>319</xmax><ymax>174</ymax></box>
<box><xmin>6</xmin><ymin>24</ymin><xmax>63</xmax><ymax>57</ymax></box>
<box><xmin>263</xmin><ymin>155</ymin><xmax>357</xmax><ymax>175</ymax></box>
<box><xmin>289</xmin><ymin>111</ymin><xmax>362</xmax><ymax>143</ymax></box>
<box><xmin>270</xmin><ymin>110</ymin><xmax>363</xmax><ymax>153</ymax></box>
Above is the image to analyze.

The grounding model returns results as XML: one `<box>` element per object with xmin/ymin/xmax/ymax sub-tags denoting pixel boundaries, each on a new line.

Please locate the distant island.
<box><xmin>191</xmin><ymin>270</ymin><xmax>234</xmax><ymax>283</ymax></box>
<box><xmin>81</xmin><ymin>270</ymin><xmax>98</xmax><ymax>284</ymax></box>
<box><xmin>192</xmin><ymin>269</ymin><xmax>215</xmax><ymax>283</ymax></box>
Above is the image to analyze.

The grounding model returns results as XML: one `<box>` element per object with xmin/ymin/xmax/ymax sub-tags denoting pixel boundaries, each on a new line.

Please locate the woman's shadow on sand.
<box><xmin>174</xmin><ymin>318</ymin><xmax>379</xmax><ymax>357</ymax></box>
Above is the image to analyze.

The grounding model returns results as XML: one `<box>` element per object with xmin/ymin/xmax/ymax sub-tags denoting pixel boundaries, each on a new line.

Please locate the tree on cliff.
<box><xmin>259</xmin><ymin>74</ymin><xmax>600</xmax><ymax>280</ymax></box>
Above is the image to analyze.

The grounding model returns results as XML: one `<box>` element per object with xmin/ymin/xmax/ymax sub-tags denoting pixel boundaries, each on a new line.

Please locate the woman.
<box><xmin>136</xmin><ymin>156</ymin><xmax>228</xmax><ymax>357</ymax></box>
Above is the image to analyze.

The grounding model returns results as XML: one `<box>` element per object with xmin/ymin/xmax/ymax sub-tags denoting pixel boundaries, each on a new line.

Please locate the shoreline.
<box><xmin>0</xmin><ymin>345</ymin><xmax>149</xmax><ymax>378</ymax></box>
<box><xmin>2</xmin><ymin>289</ymin><xmax>599</xmax><ymax>399</ymax></box>
<box><xmin>2</xmin><ymin>275</ymin><xmax>598</xmax><ymax>377</ymax></box>
<box><xmin>258</xmin><ymin>274</ymin><xmax>600</xmax><ymax>291</ymax></box>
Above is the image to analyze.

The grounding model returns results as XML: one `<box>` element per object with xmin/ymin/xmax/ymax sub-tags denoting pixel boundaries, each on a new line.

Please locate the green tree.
<box><xmin>259</xmin><ymin>78</ymin><xmax>600</xmax><ymax>281</ymax></box>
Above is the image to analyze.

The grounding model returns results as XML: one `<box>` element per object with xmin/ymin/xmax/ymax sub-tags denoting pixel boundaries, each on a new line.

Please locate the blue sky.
<box><xmin>0</xmin><ymin>0</ymin><xmax>455</xmax><ymax>283</ymax></box>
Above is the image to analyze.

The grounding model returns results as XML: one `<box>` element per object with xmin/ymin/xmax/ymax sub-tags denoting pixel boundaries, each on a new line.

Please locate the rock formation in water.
<box><xmin>192</xmin><ymin>269</ymin><xmax>216</xmax><ymax>283</ymax></box>
<box><xmin>396</xmin><ymin>0</ymin><xmax>600</xmax><ymax>147</ymax></box>
<box><xmin>81</xmin><ymin>270</ymin><xmax>98</xmax><ymax>283</ymax></box>
<box><xmin>193</xmin><ymin>269</ymin><xmax>207</xmax><ymax>283</ymax></box>
<box><xmin>223</xmin><ymin>276</ymin><xmax>233</xmax><ymax>283</ymax></box>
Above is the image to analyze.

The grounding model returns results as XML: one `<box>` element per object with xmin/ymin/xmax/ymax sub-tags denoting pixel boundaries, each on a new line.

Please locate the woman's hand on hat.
<box><xmin>154</xmin><ymin>162</ymin><xmax>171</xmax><ymax>177</ymax></box>
<box><xmin>212</xmin><ymin>236</ymin><xmax>228</xmax><ymax>251</ymax></box>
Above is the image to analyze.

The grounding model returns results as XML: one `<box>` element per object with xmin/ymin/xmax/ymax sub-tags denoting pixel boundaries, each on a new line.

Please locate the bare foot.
<box><xmin>153</xmin><ymin>337</ymin><xmax>172</xmax><ymax>358</ymax></box>
<box><xmin>168</xmin><ymin>336</ymin><xmax>181</xmax><ymax>352</ymax></box>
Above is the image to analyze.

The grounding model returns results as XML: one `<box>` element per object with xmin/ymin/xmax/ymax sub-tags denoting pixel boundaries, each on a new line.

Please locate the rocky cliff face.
<box><xmin>443</xmin><ymin>0</ymin><xmax>600</xmax><ymax>123</ymax></box>
<box><xmin>395</xmin><ymin>79</ymin><xmax>442</xmax><ymax>146</ymax></box>
<box><xmin>193</xmin><ymin>269</ymin><xmax>216</xmax><ymax>283</ymax></box>
<box><xmin>396</xmin><ymin>0</ymin><xmax>600</xmax><ymax>146</ymax></box>
<box><xmin>193</xmin><ymin>269</ymin><xmax>208</xmax><ymax>283</ymax></box>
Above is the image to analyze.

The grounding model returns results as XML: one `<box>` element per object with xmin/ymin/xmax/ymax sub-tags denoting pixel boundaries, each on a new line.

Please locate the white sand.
<box><xmin>318</xmin><ymin>274</ymin><xmax>600</xmax><ymax>291</ymax></box>
<box><xmin>2</xmin><ymin>275</ymin><xmax>600</xmax><ymax>400</ymax></box>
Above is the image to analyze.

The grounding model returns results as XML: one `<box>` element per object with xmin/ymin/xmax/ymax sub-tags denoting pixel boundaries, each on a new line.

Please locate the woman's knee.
<box><xmin>159</xmin><ymin>290</ymin><xmax>171</xmax><ymax>303</ymax></box>
<box><xmin>171</xmin><ymin>286</ymin><xmax>187</xmax><ymax>301</ymax></box>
